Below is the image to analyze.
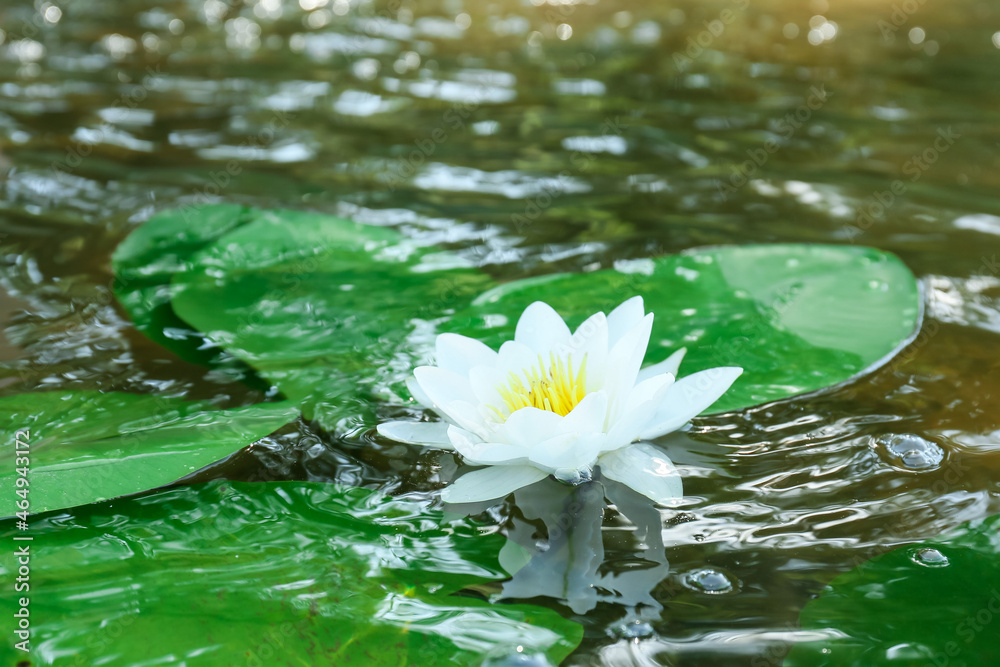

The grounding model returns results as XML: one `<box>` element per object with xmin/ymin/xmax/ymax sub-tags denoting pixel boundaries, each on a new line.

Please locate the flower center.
<box><xmin>492</xmin><ymin>353</ymin><xmax>588</xmax><ymax>418</ymax></box>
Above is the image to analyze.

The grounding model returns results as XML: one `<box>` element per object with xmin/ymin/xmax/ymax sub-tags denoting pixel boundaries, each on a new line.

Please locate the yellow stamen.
<box><xmin>490</xmin><ymin>353</ymin><xmax>588</xmax><ymax>419</ymax></box>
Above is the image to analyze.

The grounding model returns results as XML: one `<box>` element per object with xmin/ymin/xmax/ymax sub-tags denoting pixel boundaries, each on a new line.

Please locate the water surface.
<box><xmin>2</xmin><ymin>0</ymin><xmax>1000</xmax><ymax>664</ymax></box>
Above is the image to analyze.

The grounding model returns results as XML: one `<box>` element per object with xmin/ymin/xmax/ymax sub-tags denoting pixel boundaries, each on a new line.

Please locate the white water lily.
<box><xmin>378</xmin><ymin>297</ymin><xmax>742</xmax><ymax>505</ymax></box>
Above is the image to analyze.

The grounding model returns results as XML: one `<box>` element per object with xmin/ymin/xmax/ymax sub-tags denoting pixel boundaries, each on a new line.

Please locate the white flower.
<box><xmin>378</xmin><ymin>297</ymin><xmax>742</xmax><ymax>505</ymax></box>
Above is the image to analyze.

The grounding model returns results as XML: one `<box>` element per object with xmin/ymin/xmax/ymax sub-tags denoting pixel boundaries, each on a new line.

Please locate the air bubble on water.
<box><xmin>874</xmin><ymin>433</ymin><xmax>945</xmax><ymax>471</ymax></box>
<box><xmin>611</xmin><ymin>620</ymin><xmax>654</xmax><ymax>640</ymax></box>
<box><xmin>683</xmin><ymin>567</ymin><xmax>737</xmax><ymax>594</ymax></box>
<box><xmin>912</xmin><ymin>547</ymin><xmax>949</xmax><ymax>567</ymax></box>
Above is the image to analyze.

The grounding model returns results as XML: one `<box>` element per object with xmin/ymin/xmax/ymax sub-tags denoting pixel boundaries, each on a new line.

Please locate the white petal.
<box><xmin>514</xmin><ymin>301</ymin><xmax>571</xmax><ymax>355</ymax></box>
<box><xmin>604</xmin><ymin>373</ymin><xmax>675</xmax><ymax>450</ymax></box>
<box><xmin>448</xmin><ymin>425</ymin><xmax>529</xmax><ymax>465</ymax></box>
<box><xmin>376</xmin><ymin>421</ymin><xmax>454</xmax><ymax>449</ymax></box>
<box><xmin>438</xmin><ymin>400</ymin><xmax>492</xmax><ymax>437</ymax></box>
<box><xmin>456</xmin><ymin>442</ymin><xmax>530</xmax><ymax>466</ymax></box>
<box><xmin>441</xmin><ymin>465</ymin><xmax>549</xmax><ymax>504</ymax></box>
<box><xmin>560</xmin><ymin>391</ymin><xmax>609</xmax><ymax>435</ymax></box>
<box><xmin>405</xmin><ymin>377</ymin><xmax>435</xmax><ymax>411</ymax></box>
<box><xmin>599</xmin><ymin>443</ymin><xmax>683</xmax><ymax>504</ymax></box>
<box><xmin>435</xmin><ymin>333</ymin><xmax>498</xmax><ymax>377</ymax></box>
<box><xmin>625</xmin><ymin>370</ymin><xmax>675</xmax><ymax>406</ymax></box>
<box><xmin>497</xmin><ymin>339</ymin><xmax>538</xmax><ymax>377</ymax></box>
<box><xmin>413</xmin><ymin>366</ymin><xmax>474</xmax><ymax>412</ymax></box>
<box><xmin>607</xmin><ymin>296</ymin><xmax>645</xmax><ymax>347</ymax></box>
<box><xmin>570</xmin><ymin>311</ymin><xmax>607</xmax><ymax>346</ymax></box>
<box><xmin>446</xmin><ymin>424</ymin><xmax>482</xmax><ymax>446</ymax></box>
<box><xmin>468</xmin><ymin>365</ymin><xmax>507</xmax><ymax>411</ymax></box>
<box><xmin>636</xmin><ymin>347</ymin><xmax>687</xmax><ymax>384</ymax></box>
<box><xmin>604</xmin><ymin>313</ymin><xmax>654</xmax><ymax>422</ymax></box>
<box><xmin>501</xmin><ymin>407</ymin><xmax>565</xmax><ymax>448</ymax></box>
<box><xmin>413</xmin><ymin>368</ymin><xmax>491</xmax><ymax>434</ymax></box>
<box><xmin>640</xmin><ymin>366</ymin><xmax>743</xmax><ymax>440</ymax></box>
<box><xmin>528</xmin><ymin>432</ymin><xmax>604</xmax><ymax>473</ymax></box>
<box><xmin>559</xmin><ymin>311</ymin><xmax>608</xmax><ymax>391</ymax></box>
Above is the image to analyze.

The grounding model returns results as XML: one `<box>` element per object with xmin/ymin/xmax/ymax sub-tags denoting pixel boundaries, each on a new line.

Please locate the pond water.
<box><xmin>2</xmin><ymin>0</ymin><xmax>1000</xmax><ymax>664</ymax></box>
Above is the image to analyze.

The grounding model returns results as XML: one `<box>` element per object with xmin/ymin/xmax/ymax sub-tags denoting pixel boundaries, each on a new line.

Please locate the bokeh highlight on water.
<box><xmin>1</xmin><ymin>0</ymin><xmax>1000</xmax><ymax>664</ymax></box>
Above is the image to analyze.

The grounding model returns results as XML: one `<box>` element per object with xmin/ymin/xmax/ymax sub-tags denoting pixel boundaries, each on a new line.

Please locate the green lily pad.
<box><xmin>116</xmin><ymin>205</ymin><xmax>492</xmax><ymax>430</ymax></box>
<box><xmin>787</xmin><ymin>513</ymin><xmax>1000</xmax><ymax>666</ymax></box>
<box><xmin>446</xmin><ymin>245</ymin><xmax>921</xmax><ymax>413</ymax></box>
<box><xmin>0</xmin><ymin>391</ymin><xmax>297</xmax><ymax>516</ymax></box>
<box><xmin>113</xmin><ymin>206</ymin><xmax>920</xmax><ymax>425</ymax></box>
<box><xmin>112</xmin><ymin>203</ymin><xmax>259</xmax><ymax>367</ymax></box>
<box><xmin>0</xmin><ymin>480</ymin><xmax>582</xmax><ymax>665</ymax></box>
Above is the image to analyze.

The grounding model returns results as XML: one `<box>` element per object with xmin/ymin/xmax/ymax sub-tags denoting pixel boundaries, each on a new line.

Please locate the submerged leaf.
<box><xmin>787</xmin><ymin>513</ymin><xmax>1000</xmax><ymax>666</ymax></box>
<box><xmin>0</xmin><ymin>481</ymin><xmax>583</xmax><ymax>665</ymax></box>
